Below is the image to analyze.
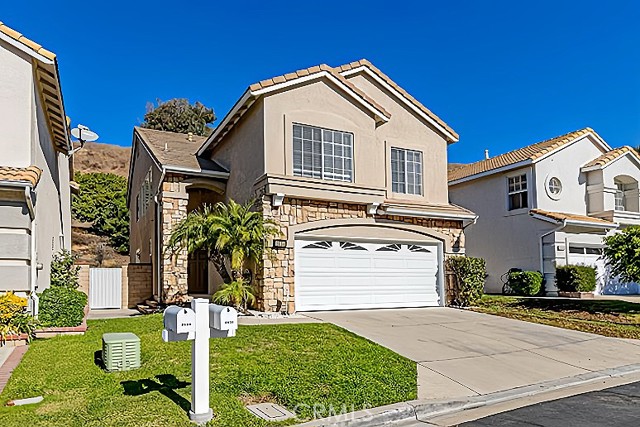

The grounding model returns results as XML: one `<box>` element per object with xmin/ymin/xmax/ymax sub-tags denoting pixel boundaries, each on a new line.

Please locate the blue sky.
<box><xmin>3</xmin><ymin>1</ymin><xmax>639</xmax><ymax>163</ymax></box>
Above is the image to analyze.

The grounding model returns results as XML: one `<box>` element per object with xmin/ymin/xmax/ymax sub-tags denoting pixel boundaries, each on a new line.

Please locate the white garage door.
<box><xmin>295</xmin><ymin>239</ymin><xmax>440</xmax><ymax>311</ymax></box>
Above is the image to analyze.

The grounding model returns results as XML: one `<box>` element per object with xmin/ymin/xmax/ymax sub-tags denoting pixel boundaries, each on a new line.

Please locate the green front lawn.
<box><xmin>0</xmin><ymin>316</ymin><xmax>416</xmax><ymax>427</ymax></box>
<box><xmin>472</xmin><ymin>295</ymin><xmax>640</xmax><ymax>339</ymax></box>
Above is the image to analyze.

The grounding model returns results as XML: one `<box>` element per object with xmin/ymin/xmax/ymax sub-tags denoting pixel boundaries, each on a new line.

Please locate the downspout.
<box><xmin>538</xmin><ymin>220</ymin><xmax>566</xmax><ymax>295</ymax></box>
<box><xmin>26</xmin><ymin>187</ymin><xmax>38</xmax><ymax>316</ymax></box>
<box><xmin>155</xmin><ymin>168</ymin><xmax>166</xmax><ymax>301</ymax></box>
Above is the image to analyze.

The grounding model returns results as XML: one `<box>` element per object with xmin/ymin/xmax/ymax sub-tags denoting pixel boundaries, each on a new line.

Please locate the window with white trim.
<box><xmin>507</xmin><ymin>174</ymin><xmax>528</xmax><ymax>211</ymax></box>
<box><xmin>615</xmin><ymin>182</ymin><xmax>627</xmax><ymax>211</ymax></box>
<box><xmin>293</xmin><ymin>124</ymin><xmax>353</xmax><ymax>182</ymax></box>
<box><xmin>391</xmin><ymin>148</ymin><xmax>423</xmax><ymax>195</ymax></box>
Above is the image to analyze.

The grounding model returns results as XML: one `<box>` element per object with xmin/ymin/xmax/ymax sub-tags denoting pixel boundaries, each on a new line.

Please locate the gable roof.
<box><xmin>0</xmin><ymin>22</ymin><xmax>70</xmax><ymax>152</ymax></box>
<box><xmin>530</xmin><ymin>209</ymin><xmax>617</xmax><ymax>229</ymax></box>
<box><xmin>0</xmin><ymin>165</ymin><xmax>42</xmax><ymax>187</ymax></box>
<box><xmin>448</xmin><ymin>128</ymin><xmax>610</xmax><ymax>184</ymax></box>
<box><xmin>134</xmin><ymin>127</ymin><xmax>228</xmax><ymax>176</ymax></box>
<box><xmin>581</xmin><ymin>146</ymin><xmax>640</xmax><ymax>171</ymax></box>
<box><xmin>197</xmin><ymin>62</ymin><xmax>393</xmax><ymax>155</ymax></box>
<box><xmin>336</xmin><ymin>59</ymin><xmax>459</xmax><ymax>142</ymax></box>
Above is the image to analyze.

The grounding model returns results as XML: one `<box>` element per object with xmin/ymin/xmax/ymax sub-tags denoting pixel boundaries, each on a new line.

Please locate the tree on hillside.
<box><xmin>141</xmin><ymin>98</ymin><xmax>216</xmax><ymax>136</ymax></box>
<box><xmin>72</xmin><ymin>172</ymin><xmax>129</xmax><ymax>254</ymax></box>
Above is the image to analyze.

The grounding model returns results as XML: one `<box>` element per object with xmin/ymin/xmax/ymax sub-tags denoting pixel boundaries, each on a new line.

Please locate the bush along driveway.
<box><xmin>0</xmin><ymin>315</ymin><xmax>416</xmax><ymax>427</ymax></box>
<box><xmin>472</xmin><ymin>296</ymin><xmax>640</xmax><ymax>339</ymax></box>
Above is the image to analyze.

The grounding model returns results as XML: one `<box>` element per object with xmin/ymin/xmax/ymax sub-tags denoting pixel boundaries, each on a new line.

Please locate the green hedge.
<box><xmin>555</xmin><ymin>265</ymin><xmax>596</xmax><ymax>292</ymax></box>
<box><xmin>446</xmin><ymin>256</ymin><xmax>486</xmax><ymax>307</ymax></box>
<box><xmin>38</xmin><ymin>286</ymin><xmax>87</xmax><ymax>327</ymax></box>
<box><xmin>507</xmin><ymin>270</ymin><xmax>543</xmax><ymax>296</ymax></box>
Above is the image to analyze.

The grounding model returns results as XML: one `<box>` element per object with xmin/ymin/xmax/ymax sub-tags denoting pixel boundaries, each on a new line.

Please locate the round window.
<box><xmin>547</xmin><ymin>177</ymin><xmax>562</xmax><ymax>199</ymax></box>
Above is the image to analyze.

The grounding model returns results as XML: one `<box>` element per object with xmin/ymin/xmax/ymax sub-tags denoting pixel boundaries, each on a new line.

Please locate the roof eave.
<box><xmin>339</xmin><ymin>65</ymin><xmax>459</xmax><ymax>143</ymax></box>
<box><xmin>448</xmin><ymin>160</ymin><xmax>532</xmax><ymax>186</ymax></box>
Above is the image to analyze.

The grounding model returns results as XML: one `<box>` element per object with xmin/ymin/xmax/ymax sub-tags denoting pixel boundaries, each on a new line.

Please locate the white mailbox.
<box><xmin>163</xmin><ymin>306</ymin><xmax>196</xmax><ymax>334</ymax></box>
<box><xmin>209</xmin><ymin>304</ymin><xmax>238</xmax><ymax>337</ymax></box>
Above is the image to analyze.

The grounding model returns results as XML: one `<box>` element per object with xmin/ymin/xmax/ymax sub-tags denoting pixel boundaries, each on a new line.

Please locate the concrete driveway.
<box><xmin>308</xmin><ymin>308</ymin><xmax>640</xmax><ymax>400</ymax></box>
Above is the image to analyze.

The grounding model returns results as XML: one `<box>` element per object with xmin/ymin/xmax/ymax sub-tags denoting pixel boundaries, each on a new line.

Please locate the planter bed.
<box><xmin>558</xmin><ymin>291</ymin><xmax>594</xmax><ymax>299</ymax></box>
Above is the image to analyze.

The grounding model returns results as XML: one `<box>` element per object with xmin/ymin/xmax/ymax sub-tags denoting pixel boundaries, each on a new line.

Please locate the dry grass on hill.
<box><xmin>72</xmin><ymin>142</ymin><xmax>131</xmax><ymax>177</ymax></box>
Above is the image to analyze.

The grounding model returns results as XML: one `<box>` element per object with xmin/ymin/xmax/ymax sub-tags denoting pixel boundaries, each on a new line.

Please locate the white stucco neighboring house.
<box><xmin>0</xmin><ymin>22</ymin><xmax>73</xmax><ymax>310</ymax></box>
<box><xmin>449</xmin><ymin>127</ymin><xmax>640</xmax><ymax>295</ymax></box>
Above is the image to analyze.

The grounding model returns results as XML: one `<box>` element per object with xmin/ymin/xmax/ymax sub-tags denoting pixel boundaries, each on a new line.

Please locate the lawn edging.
<box><xmin>294</xmin><ymin>363</ymin><xmax>640</xmax><ymax>427</ymax></box>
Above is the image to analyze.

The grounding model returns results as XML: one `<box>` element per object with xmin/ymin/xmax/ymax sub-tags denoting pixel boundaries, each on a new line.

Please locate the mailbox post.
<box><xmin>162</xmin><ymin>298</ymin><xmax>238</xmax><ymax>424</ymax></box>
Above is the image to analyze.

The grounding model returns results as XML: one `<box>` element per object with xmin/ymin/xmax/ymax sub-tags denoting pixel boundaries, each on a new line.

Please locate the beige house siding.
<box><xmin>449</xmin><ymin>168</ymin><xmax>554</xmax><ymax>293</ymax></box>
<box><xmin>212</xmin><ymin>99</ymin><xmax>265</xmax><ymax>204</ymax></box>
<box><xmin>128</xmin><ymin>135</ymin><xmax>163</xmax><ymax>265</ymax></box>
<box><xmin>0</xmin><ymin>38</ymin><xmax>71</xmax><ymax>294</ymax></box>
<box><xmin>344</xmin><ymin>73</ymin><xmax>450</xmax><ymax>205</ymax></box>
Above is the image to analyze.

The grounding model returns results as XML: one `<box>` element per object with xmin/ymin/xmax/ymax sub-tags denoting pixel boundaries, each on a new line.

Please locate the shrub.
<box><xmin>603</xmin><ymin>226</ymin><xmax>640</xmax><ymax>283</ymax></box>
<box><xmin>507</xmin><ymin>270</ymin><xmax>543</xmax><ymax>296</ymax></box>
<box><xmin>0</xmin><ymin>292</ymin><xmax>27</xmax><ymax>322</ymax></box>
<box><xmin>213</xmin><ymin>280</ymin><xmax>256</xmax><ymax>312</ymax></box>
<box><xmin>0</xmin><ymin>292</ymin><xmax>37</xmax><ymax>342</ymax></box>
<box><xmin>39</xmin><ymin>287</ymin><xmax>87</xmax><ymax>327</ymax></box>
<box><xmin>556</xmin><ymin>265</ymin><xmax>596</xmax><ymax>292</ymax></box>
<box><xmin>446</xmin><ymin>256</ymin><xmax>486</xmax><ymax>306</ymax></box>
<box><xmin>51</xmin><ymin>250</ymin><xmax>80</xmax><ymax>289</ymax></box>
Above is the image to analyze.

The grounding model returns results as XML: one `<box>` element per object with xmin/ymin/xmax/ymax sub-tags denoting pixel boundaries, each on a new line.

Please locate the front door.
<box><xmin>188</xmin><ymin>250</ymin><xmax>209</xmax><ymax>294</ymax></box>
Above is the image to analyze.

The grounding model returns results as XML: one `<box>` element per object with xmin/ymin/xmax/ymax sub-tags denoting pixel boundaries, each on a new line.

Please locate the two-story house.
<box><xmin>128</xmin><ymin>59</ymin><xmax>476</xmax><ymax>313</ymax></box>
<box><xmin>0</xmin><ymin>22</ymin><xmax>73</xmax><ymax>309</ymax></box>
<box><xmin>449</xmin><ymin>128</ymin><xmax>640</xmax><ymax>295</ymax></box>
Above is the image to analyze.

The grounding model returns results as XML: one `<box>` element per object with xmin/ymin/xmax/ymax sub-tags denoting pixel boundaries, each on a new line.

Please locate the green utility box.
<box><xmin>102</xmin><ymin>332</ymin><xmax>141</xmax><ymax>372</ymax></box>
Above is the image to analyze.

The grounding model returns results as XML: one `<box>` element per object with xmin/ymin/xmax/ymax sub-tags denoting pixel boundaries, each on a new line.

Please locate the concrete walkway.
<box><xmin>308</xmin><ymin>308</ymin><xmax>640</xmax><ymax>400</ymax></box>
<box><xmin>87</xmin><ymin>308</ymin><xmax>141</xmax><ymax>319</ymax></box>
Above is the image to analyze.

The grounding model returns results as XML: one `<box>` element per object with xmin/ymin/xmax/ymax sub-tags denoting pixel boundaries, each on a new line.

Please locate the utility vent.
<box><xmin>102</xmin><ymin>332</ymin><xmax>141</xmax><ymax>372</ymax></box>
<box><xmin>246</xmin><ymin>403</ymin><xmax>296</xmax><ymax>422</ymax></box>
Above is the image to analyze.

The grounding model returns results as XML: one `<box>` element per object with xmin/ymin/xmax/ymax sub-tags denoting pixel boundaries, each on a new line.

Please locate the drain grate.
<box><xmin>246</xmin><ymin>403</ymin><xmax>296</xmax><ymax>421</ymax></box>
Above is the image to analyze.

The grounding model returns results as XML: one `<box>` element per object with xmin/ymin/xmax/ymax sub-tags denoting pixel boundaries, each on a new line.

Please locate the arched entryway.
<box><xmin>185</xmin><ymin>182</ymin><xmax>224</xmax><ymax>295</ymax></box>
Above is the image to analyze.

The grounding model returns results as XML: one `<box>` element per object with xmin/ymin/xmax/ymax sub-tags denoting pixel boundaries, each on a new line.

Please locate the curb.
<box><xmin>294</xmin><ymin>363</ymin><xmax>640</xmax><ymax>427</ymax></box>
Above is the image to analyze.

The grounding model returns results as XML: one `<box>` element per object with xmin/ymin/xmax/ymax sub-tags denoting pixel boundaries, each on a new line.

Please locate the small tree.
<box><xmin>603</xmin><ymin>226</ymin><xmax>640</xmax><ymax>283</ymax></box>
<box><xmin>142</xmin><ymin>98</ymin><xmax>215</xmax><ymax>136</ymax></box>
<box><xmin>168</xmin><ymin>199</ymin><xmax>280</xmax><ymax>309</ymax></box>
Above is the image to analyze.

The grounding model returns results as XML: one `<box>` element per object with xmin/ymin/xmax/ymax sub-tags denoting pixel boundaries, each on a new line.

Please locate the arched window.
<box><xmin>614</xmin><ymin>176</ymin><xmax>639</xmax><ymax>212</ymax></box>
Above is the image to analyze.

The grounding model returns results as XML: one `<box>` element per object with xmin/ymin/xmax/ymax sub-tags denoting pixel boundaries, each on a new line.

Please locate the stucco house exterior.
<box><xmin>449</xmin><ymin>127</ymin><xmax>640</xmax><ymax>295</ymax></box>
<box><xmin>0</xmin><ymin>23</ymin><xmax>73</xmax><ymax>308</ymax></box>
<box><xmin>128</xmin><ymin>59</ymin><xmax>476</xmax><ymax>313</ymax></box>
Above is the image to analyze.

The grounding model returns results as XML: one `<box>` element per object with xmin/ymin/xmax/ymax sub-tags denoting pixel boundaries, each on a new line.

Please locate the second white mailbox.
<box><xmin>209</xmin><ymin>304</ymin><xmax>238</xmax><ymax>336</ymax></box>
<box><xmin>164</xmin><ymin>305</ymin><xmax>196</xmax><ymax>334</ymax></box>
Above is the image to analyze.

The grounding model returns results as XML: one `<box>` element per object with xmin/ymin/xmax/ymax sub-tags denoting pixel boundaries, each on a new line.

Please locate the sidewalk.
<box><xmin>0</xmin><ymin>346</ymin><xmax>28</xmax><ymax>394</ymax></box>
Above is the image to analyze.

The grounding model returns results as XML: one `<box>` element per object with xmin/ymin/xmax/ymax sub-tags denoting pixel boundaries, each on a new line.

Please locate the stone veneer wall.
<box><xmin>160</xmin><ymin>177</ymin><xmax>190</xmax><ymax>303</ymax></box>
<box><xmin>258</xmin><ymin>196</ymin><xmax>464</xmax><ymax>313</ymax></box>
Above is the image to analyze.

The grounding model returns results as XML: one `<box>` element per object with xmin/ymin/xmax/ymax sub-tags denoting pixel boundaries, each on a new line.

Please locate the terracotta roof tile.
<box><xmin>448</xmin><ymin>128</ymin><xmax>596</xmax><ymax>183</ymax></box>
<box><xmin>135</xmin><ymin>127</ymin><xmax>228</xmax><ymax>174</ymax></box>
<box><xmin>582</xmin><ymin>146</ymin><xmax>636</xmax><ymax>169</ymax></box>
<box><xmin>0</xmin><ymin>166</ymin><xmax>42</xmax><ymax>187</ymax></box>
<box><xmin>336</xmin><ymin>59</ymin><xmax>459</xmax><ymax>141</ymax></box>
<box><xmin>0</xmin><ymin>21</ymin><xmax>56</xmax><ymax>61</ymax></box>
<box><xmin>530</xmin><ymin>209</ymin><xmax>617</xmax><ymax>227</ymax></box>
<box><xmin>247</xmin><ymin>63</ymin><xmax>391</xmax><ymax>119</ymax></box>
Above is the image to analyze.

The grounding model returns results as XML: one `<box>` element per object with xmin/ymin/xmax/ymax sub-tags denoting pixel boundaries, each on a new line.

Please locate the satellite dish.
<box><xmin>71</xmin><ymin>124</ymin><xmax>99</xmax><ymax>142</ymax></box>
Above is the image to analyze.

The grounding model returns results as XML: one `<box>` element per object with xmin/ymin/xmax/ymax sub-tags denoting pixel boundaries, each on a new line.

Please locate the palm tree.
<box><xmin>168</xmin><ymin>199</ymin><xmax>280</xmax><ymax>294</ymax></box>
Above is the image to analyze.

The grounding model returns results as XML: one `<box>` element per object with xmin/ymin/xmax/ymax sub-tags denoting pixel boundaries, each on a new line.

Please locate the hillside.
<box><xmin>73</xmin><ymin>141</ymin><xmax>131</xmax><ymax>177</ymax></box>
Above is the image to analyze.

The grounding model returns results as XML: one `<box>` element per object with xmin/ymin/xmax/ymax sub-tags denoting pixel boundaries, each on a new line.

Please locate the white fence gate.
<box><xmin>89</xmin><ymin>268</ymin><xmax>122</xmax><ymax>309</ymax></box>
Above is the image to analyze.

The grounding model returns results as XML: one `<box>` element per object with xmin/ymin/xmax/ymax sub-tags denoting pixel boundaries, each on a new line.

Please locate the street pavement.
<box><xmin>460</xmin><ymin>381</ymin><xmax>640</xmax><ymax>427</ymax></box>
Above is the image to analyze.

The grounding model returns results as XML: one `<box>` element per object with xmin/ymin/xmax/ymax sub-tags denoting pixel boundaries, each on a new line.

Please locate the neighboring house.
<box><xmin>0</xmin><ymin>23</ymin><xmax>73</xmax><ymax>308</ymax></box>
<box><xmin>449</xmin><ymin>127</ymin><xmax>640</xmax><ymax>295</ymax></box>
<box><xmin>128</xmin><ymin>59</ymin><xmax>476</xmax><ymax>313</ymax></box>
